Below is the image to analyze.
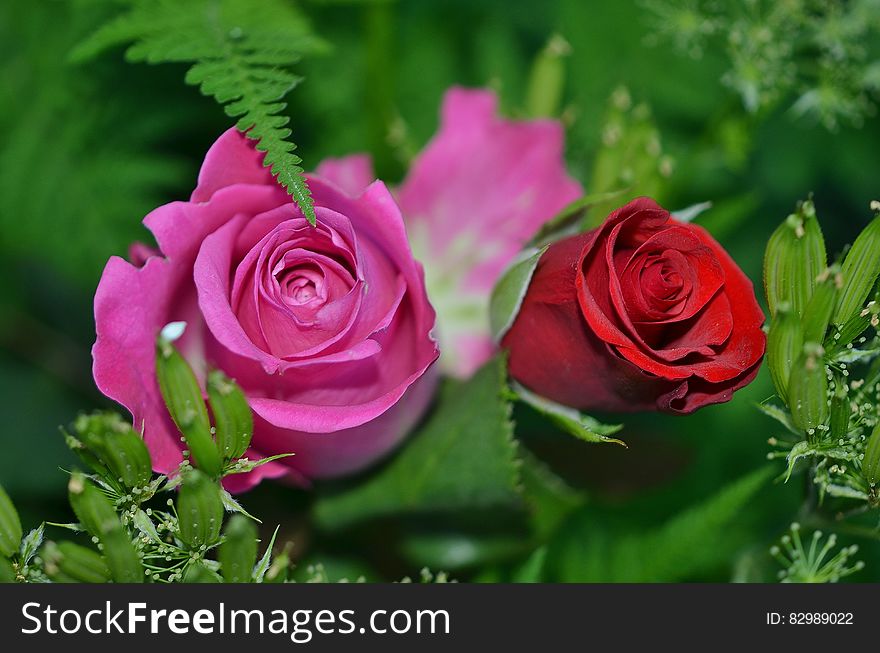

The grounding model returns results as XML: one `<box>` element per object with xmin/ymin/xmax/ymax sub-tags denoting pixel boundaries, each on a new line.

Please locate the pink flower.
<box><xmin>93</xmin><ymin>129</ymin><xmax>438</xmax><ymax>490</ymax></box>
<box><xmin>317</xmin><ymin>87</ymin><xmax>583</xmax><ymax>377</ymax></box>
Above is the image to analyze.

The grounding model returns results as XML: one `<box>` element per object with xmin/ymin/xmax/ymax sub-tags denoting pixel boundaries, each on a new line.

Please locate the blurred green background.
<box><xmin>2</xmin><ymin>0</ymin><xmax>879</xmax><ymax>581</ymax></box>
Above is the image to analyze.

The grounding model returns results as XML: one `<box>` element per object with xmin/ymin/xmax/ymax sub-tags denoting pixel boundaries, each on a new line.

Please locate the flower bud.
<box><xmin>525</xmin><ymin>33</ymin><xmax>570</xmax><ymax>118</ymax></box>
<box><xmin>788</xmin><ymin>342</ymin><xmax>829</xmax><ymax>436</ymax></box>
<box><xmin>207</xmin><ymin>370</ymin><xmax>253</xmax><ymax>462</ymax></box>
<box><xmin>73</xmin><ymin>412</ymin><xmax>153</xmax><ymax>489</ymax></box>
<box><xmin>767</xmin><ymin>303</ymin><xmax>803</xmax><ymax>402</ymax></box>
<box><xmin>833</xmin><ymin>213</ymin><xmax>880</xmax><ymax>326</ymax></box>
<box><xmin>183</xmin><ymin>562</ymin><xmax>222</xmax><ymax>583</ymax></box>
<box><xmin>67</xmin><ymin>472</ymin><xmax>143</xmax><ymax>583</ymax></box>
<box><xmin>801</xmin><ymin>267</ymin><xmax>839</xmax><ymax>345</ymax></box>
<box><xmin>862</xmin><ymin>422</ymin><xmax>880</xmax><ymax>487</ymax></box>
<box><xmin>156</xmin><ymin>335</ymin><xmax>222</xmax><ymax>478</ymax></box>
<box><xmin>0</xmin><ymin>484</ymin><xmax>22</xmax><ymax>559</ymax></box>
<box><xmin>764</xmin><ymin>199</ymin><xmax>826</xmax><ymax>319</ymax></box>
<box><xmin>42</xmin><ymin>541</ymin><xmax>111</xmax><ymax>584</ymax></box>
<box><xmin>218</xmin><ymin>515</ymin><xmax>258</xmax><ymax>583</ymax></box>
<box><xmin>68</xmin><ymin>472</ymin><xmax>117</xmax><ymax>538</ymax></box>
<box><xmin>829</xmin><ymin>379</ymin><xmax>850</xmax><ymax>440</ymax></box>
<box><xmin>176</xmin><ymin>470</ymin><xmax>223</xmax><ymax>550</ymax></box>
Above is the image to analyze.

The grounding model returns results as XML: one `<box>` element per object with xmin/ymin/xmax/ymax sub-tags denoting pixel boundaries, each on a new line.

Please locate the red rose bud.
<box><xmin>502</xmin><ymin>198</ymin><xmax>766</xmax><ymax>414</ymax></box>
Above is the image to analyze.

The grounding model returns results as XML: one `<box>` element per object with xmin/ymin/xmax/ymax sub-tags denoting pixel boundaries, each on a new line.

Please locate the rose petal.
<box><xmin>314</xmin><ymin>154</ymin><xmax>375</xmax><ymax>197</ymax></box>
<box><xmin>397</xmin><ymin>86</ymin><xmax>582</xmax><ymax>377</ymax></box>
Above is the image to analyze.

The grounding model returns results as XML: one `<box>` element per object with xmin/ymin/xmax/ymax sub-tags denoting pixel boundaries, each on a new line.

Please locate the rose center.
<box><xmin>640</xmin><ymin>253</ymin><xmax>688</xmax><ymax>306</ymax></box>
<box><xmin>277</xmin><ymin>265</ymin><xmax>326</xmax><ymax>307</ymax></box>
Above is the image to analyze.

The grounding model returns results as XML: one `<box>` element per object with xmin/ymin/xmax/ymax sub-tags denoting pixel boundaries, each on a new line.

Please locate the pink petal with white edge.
<box><xmin>397</xmin><ymin>87</ymin><xmax>583</xmax><ymax>377</ymax></box>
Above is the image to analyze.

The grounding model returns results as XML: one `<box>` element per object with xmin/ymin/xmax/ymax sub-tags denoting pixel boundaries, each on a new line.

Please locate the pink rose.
<box><xmin>93</xmin><ymin>129</ymin><xmax>438</xmax><ymax>490</ymax></box>
<box><xmin>317</xmin><ymin>87</ymin><xmax>583</xmax><ymax>377</ymax></box>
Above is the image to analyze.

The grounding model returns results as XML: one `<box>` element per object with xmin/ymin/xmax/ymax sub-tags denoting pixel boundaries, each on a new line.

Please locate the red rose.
<box><xmin>503</xmin><ymin>198</ymin><xmax>766</xmax><ymax>414</ymax></box>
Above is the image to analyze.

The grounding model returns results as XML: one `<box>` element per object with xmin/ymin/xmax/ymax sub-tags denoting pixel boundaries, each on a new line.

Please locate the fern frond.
<box><xmin>71</xmin><ymin>0</ymin><xmax>326</xmax><ymax>224</ymax></box>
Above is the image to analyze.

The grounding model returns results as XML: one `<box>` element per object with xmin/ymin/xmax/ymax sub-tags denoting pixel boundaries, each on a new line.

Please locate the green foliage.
<box><xmin>546</xmin><ymin>467</ymin><xmax>773</xmax><ymax>582</ymax></box>
<box><xmin>314</xmin><ymin>356</ymin><xmax>521</xmax><ymax>530</ymax></box>
<box><xmin>71</xmin><ymin>0</ymin><xmax>327</xmax><ymax>224</ymax></box>
<box><xmin>771</xmin><ymin>523</ymin><xmax>864</xmax><ymax>583</ymax></box>
<box><xmin>762</xmin><ymin>199</ymin><xmax>880</xmax><ymax>514</ymax></box>
<box><xmin>583</xmin><ymin>86</ymin><xmax>673</xmax><ymax>226</ymax></box>
<box><xmin>643</xmin><ymin>0</ymin><xmax>880</xmax><ymax>130</ymax></box>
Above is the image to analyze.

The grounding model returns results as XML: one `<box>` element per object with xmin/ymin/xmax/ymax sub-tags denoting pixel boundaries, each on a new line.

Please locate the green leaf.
<box><xmin>529</xmin><ymin>189</ymin><xmax>628</xmax><ymax>246</ymax></box>
<box><xmin>70</xmin><ymin>0</ymin><xmax>326</xmax><ymax>223</ymax></box>
<box><xmin>0</xmin><ymin>484</ymin><xmax>22</xmax><ymax>559</ymax></box>
<box><xmin>548</xmin><ymin>467</ymin><xmax>773</xmax><ymax>582</ymax></box>
<box><xmin>671</xmin><ymin>201</ymin><xmax>712</xmax><ymax>223</ymax></box>
<box><xmin>519</xmin><ymin>449</ymin><xmax>586</xmax><ymax>540</ymax></box>
<box><xmin>511</xmin><ymin>546</ymin><xmax>547</xmax><ymax>583</ymax></box>
<box><xmin>314</xmin><ymin>357</ymin><xmax>521</xmax><ymax>530</ymax></box>
<box><xmin>253</xmin><ymin>525</ymin><xmax>280</xmax><ymax>583</ymax></box>
<box><xmin>19</xmin><ymin>524</ymin><xmax>44</xmax><ymax>566</ymax></box>
<box><xmin>489</xmin><ymin>246</ymin><xmax>546</xmax><ymax>343</ymax></box>
<box><xmin>511</xmin><ymin>382</ymin><xmax>625</xmax><ymax>445</ymax></box>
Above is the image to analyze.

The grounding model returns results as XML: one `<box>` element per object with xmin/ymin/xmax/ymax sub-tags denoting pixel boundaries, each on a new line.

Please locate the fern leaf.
<box><xmin>71</xmin><ymin>0</ymin><xmax>325</xmax><ymax>224</ymax></box>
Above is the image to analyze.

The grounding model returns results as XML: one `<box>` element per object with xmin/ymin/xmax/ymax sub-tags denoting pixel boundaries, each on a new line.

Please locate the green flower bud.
<box><xmin>207</xmin><ymin>370</ymin><xmax>253</xmax><ymax>462</ymax></box>
<box><xmin>767</xmin><ymin>303</ymin><xmax>803</xmax><ymax>402</ymax></box>
<box><xmin>43</xmin><ymin>541</ymin><xmax>111</xmax><ymax>584</ymax></box>
<box><xmin>0</xmin><ymin>484</ymin><xmax>22</xmax><ymax>559</ymax></box>
<box><xmin>788</xmin><ymin>342</ymin><xmax>829</xmax><ymax>437</ymax></box>
<box><xmin>67</xmin><ymin>473</ymin><xmax>143</xmax><ymax>583</ymax></box>
<box><xmin>862</xmin><ymin>422</ymin><xmax>880</xmax><ymax>487</ymax></box>
<box><xmin>176</xmin><ymin>470</ymin><xmax>223</xmax><ymax>550</ymax></box>
<box><xmin>0</xmin><ymin>556</ymin><xmax>14</xmax><ymax>583</ymax></box>
<box><xmin>68</xmin><ymin>472</ymin><xmax>118</xmax><ymax>538</ymax></box>
<box><xmin>801</xmin><ymin>267</ymin><xmax>840</xmax><ymax>345</ymax></box>
<box><xmin>833</xmin><ymin>212</ymin><xmax>880</xmax><ymax>326</ymax></box>
<box><xmin>825</xmin><ymin>301</ymin><xmax>876</xmax><ymax>353</ymax></box>
<box><xmin>525</xmin><ymin>33</ymin><xmax>570</xmax><ymax>118</ymax></box>
<box><xmin>74</xmin><ymin>412</ymin><xmax>152</xmax><ymax>489</ymax></box>
<box><xmin>183</xmin><ymin>562</ymin><xmax>222</xmax><ymax>583</ymax></box>
<box><xmin>100</xmin><ymin>528</ymin><xmax>145</xmax><ymax>584</ymax></box>
<box><xmin>764</xmin><ymin>199</ymin><xmax>826</xmax><ymax>319</ymax></box>
<box><xmin>156</xmin><ymin>335</ymin><xmax>222</xmax><ymax>478</ymax></box>
<box><xmin>829</xmin><ymin>380</ymin><xmax>851</xmax><ymax>440</ymax></box>
<box><xmin>218</xmin><ymin>515</ymin><xmax>258</xmax><ymax>583</ymax></box>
